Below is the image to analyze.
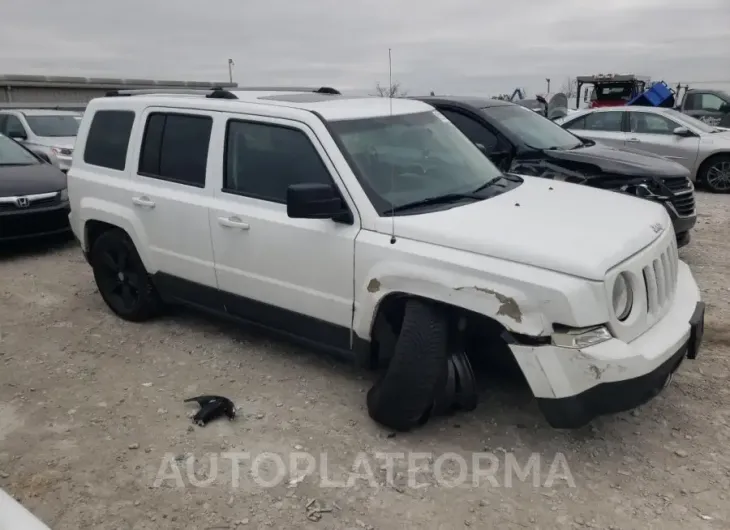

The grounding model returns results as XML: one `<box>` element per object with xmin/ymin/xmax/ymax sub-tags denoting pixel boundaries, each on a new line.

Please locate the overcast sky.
<box><xmin>1</xmin><ymin>0</ymin><xmax>728</xmax><ymax>96</ymax></box>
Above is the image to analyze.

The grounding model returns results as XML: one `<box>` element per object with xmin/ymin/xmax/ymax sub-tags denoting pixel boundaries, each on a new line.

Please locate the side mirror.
<box><xmin>287</xmin><ymin>183</ymin><xmax>350</xmax><ymax>221</ymax></box>
<box><xmin>489</xmin><ymin>150</ymin><xmax>512</xmax><ymax>169</ymax></box>
<box><xmin>673</xmin><ymin>126</ymin><xmax>693</xmax><ymax>137</ymax></box>
<box><xmin>8</xmin><ymin>131</ymin><xmax>27</xmax><ymax>141</ymax></box>
<box><xmin>31</xmin><ymin>149</ymin><xmax>51</xmax><ymax>163</ymax></box>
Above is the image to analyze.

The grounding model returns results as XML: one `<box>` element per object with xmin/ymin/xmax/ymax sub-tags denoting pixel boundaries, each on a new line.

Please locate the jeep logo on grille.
<box><xmin>15</xmin><ymin>197</ymin><xmax>30</xmax><ymax>208</ymax></box>
<box><xmin>650</xmin><ymin>223</ymin><xmax>664</xmax><ymax>234</ymax></box>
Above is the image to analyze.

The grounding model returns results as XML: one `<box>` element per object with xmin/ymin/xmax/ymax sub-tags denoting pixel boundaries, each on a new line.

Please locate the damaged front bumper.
<box><xmin>510</xmin><ymin>260</ymin><xmax>704</xmax><ymax>429</ymax></box>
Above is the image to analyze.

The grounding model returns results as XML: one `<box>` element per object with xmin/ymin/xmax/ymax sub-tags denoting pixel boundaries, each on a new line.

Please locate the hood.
<box><xmin>379</xmin><ymin>176</ymin><xmax>670</xmax><ymax>280</ymax></box>
<box><xmin>28</xmin><ymin>137</ymin><xmax>76</xmax><ymax>149</ymax></box>
<box><xmin>517</xmin><ymin>142</ymin><xmax>690</xmax><ymax>180</ymax></box>
<box><xmin>0</xmin><ymin>163</ymin><xmax>67</xmax><ymax>196</ymax></box>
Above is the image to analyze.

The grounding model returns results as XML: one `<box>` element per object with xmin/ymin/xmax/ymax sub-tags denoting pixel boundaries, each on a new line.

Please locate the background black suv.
<box><xmin>412</xmin><ymin>96</ymin><xmax>697</xmax><ymax>247</ymax></box>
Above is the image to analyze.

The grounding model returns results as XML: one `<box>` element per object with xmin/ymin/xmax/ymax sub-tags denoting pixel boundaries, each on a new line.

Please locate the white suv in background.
<box><xmin>0</xmin><ymin>109</ymin><xmax>80</xmax><ymax>172</ymax></box>
<box><xmin>67</xmin><ymin>87</ymin><xmax>705</xmax><ymax>431</ymax></box>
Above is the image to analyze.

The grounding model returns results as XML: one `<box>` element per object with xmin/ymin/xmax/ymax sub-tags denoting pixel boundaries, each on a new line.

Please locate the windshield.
<box><xmin>0</xmin><ymin>134</ymin><xmax>39</xmax><ymax>166</ymax></box>
<box><xmin>24</xmin><ymin>115</ymin><xmax>80</xmax><ymax>137</ymax></box>
<box><xmin>328</xmin><ymin>111</ymin><xmax>504</xmax><ymax>214</ymax></box>
<box><xmin>482</xmin><ymin>104</ymin><xmax>582</xmax><ymax>150</ymax></box>
<box><xmin>595</xmin><ymin>84</ymin><xmax>634</xmax><ymax>101</ymax></box>
<box><xmin>664</xmin><ymin>109</ymin><xmax>720</xmax><ymax>133</ymax></box>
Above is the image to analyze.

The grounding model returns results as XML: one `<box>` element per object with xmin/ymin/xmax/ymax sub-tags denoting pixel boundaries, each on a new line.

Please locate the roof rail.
<box><xmin>104</xmin><ymin>87</ymin><xmax>238</xmax><ymax>99</ymax></box>
<box><xmin>226</xmin><ymin>86</ymin><xmax>340</xmax><ymax>94</ymax></box>
<box><xmin>104</xmin><ymin>86</ymin><xmax>340</xmax><ymax>98</ymax></box>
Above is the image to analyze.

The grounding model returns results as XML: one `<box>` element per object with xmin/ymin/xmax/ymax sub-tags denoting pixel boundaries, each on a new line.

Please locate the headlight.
<box><xmin>59</xmin><ymin>189</ymin><xmax>69</xmax><ymax>202</ymax></box>
<box><xmin>552</xmin><ymin>326</ymin><xmax>612</xmax><ymax>349</ymax></box>
<box><xmin>612</xmin><ymin>272</ymin><xmax>633</xmax><ymax>321</ymax></box>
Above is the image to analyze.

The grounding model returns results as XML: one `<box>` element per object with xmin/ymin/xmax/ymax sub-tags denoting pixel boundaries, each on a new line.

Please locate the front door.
<box><xmin>683</xmin><ymin>92</ymin><xmax>730</xmax><ymax>126</ymax></box>
<box><xmin>625</xmin><ymin>111</ymin><xmax>700</xmax><ymax>173</ymax></box>
<box><xmin>208</xmin><ymin>114</ymin><xmax>359</xmax><ymax>350</ymax></box>
<box><xmin>436</xmin><ymin>107</ymin><xmax>513</xmax><ymax>170</ymax></box>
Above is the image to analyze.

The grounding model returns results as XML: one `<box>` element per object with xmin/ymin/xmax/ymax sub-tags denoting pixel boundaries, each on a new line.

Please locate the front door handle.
<box><xmin>132</xmin><ymin>196</ymin><xmax>156</xmax><ymax>208</ymax></box>
<box><xmin>626</xmin><ymin>137</ymin><xmax>641</xmax><ymax>143</ymax></box>
<box><xmin>217</xmin><ymin>216</ymin><xmax>250</xmax><ymax>230</ymax></box>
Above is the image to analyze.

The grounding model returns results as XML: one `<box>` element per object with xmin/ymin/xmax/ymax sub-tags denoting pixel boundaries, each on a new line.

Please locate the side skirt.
<box><xmin>150</xmin><ymin>272</ymin><xmax>371</xmax><ymax>366</ymax></box>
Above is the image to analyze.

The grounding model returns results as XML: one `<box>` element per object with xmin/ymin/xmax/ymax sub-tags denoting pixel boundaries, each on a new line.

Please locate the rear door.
<box><xmin>625</xmin><ymin>111</ymin><xmax>700</xmax><ymax>172</ymax></box>
<box><xmin>562</xmin><ymin>110</ymin><xmax>628</xmax><ymax>149</ymax></box>
<box><xmin>128</xmin><ymin>108</ymin><xmax>218</xmax><ymax>293</ymax></box>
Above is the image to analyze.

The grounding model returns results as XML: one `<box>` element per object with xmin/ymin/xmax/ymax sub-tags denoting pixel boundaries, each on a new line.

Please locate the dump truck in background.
<box><xmin>575</xmin><ymin>73</ymin><xmax>650</xmax><ymax>109</ymax></box>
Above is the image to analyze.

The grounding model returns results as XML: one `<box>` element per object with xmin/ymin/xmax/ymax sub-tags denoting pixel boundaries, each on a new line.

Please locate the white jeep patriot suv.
<box><xmin>67</xmin><ymin>86</ymin><xmax>705</xmax><ymax>431</ymax></box>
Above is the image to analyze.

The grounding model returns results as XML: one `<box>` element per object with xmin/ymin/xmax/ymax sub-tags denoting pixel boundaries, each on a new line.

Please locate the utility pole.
<box><xmin>228</xmin><ymin>59</ymin><xmax>235</xmax><ymax>84</ymax></box>
<box><xmin>546</xmin><ymin>78</ymin><xmax>551</xmax><ymax>93</ymax></box>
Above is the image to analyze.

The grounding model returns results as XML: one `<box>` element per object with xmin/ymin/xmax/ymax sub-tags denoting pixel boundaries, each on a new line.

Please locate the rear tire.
<box><xmin>90</xmin><ymin>228</ymin><xmax>161</xmax><ymax>322</ymax></box>
<box><xmin>698</xmin><ymin>154</ymin><xmax>730</xmax><ymax>193</ymax></box>
<box><xmin>367</xmin><ymin>299</ymin><xmax>449</xmax><ymax>431</ymax></box>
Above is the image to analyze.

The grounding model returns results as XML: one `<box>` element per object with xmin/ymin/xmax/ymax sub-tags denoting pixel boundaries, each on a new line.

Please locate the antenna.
<box><xmin>388</xmin><ymin>48</ymin><xmax>396</xmax><ymax>245</ymax></box>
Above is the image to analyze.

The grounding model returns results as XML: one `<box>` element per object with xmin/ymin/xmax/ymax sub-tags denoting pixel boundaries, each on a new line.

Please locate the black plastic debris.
<box><xmin>184</xmin><ymin>395</ymin><xmax>236</xmax><ymax>427</ymax></box>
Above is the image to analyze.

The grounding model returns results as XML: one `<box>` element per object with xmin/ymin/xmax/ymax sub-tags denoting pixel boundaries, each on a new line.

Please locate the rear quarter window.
<box><xmin>83</xmin><ymin>110</ymin><xmax>136</xmax><ymax>171</ymax></box>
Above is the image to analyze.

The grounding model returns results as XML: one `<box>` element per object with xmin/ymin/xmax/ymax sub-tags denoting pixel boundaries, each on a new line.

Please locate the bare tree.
<box><xmin>373</xmin><ymin>82</ymin><xmax>408</xmax><ymax>97</ymax></box>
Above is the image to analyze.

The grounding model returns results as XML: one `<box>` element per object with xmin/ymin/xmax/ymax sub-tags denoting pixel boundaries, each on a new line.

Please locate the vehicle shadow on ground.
<box><xmin>0</xmin><ymin>233</ymin><xmax>76</xmax><ymax>261</ymax></box>
<box><xmin>152</xmin><ymin>304</ymin><xmax>668</xmax><ymax>448</ymax></box>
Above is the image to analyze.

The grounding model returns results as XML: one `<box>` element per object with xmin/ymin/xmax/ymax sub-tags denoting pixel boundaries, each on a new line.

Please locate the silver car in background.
<box><xmin>0</xmin><ymin>109</ymin><xmax>81</xmax><ymax>172</ymax></box>
<box><xmin>556</xmin><ymin>106</ymin><xmax>730</xmax><ymax>193</ymax></box>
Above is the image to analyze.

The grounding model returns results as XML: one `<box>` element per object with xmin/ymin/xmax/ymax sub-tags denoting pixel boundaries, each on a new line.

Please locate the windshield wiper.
<box><xmin>387</xmin><ymin>192</ymin><xmax>484</xmax><ymax>214</ymax></box>
<box><xmin>470</xmin><ymin>176</ymin><xmax>508</xmax><ymax>192</ymax></box>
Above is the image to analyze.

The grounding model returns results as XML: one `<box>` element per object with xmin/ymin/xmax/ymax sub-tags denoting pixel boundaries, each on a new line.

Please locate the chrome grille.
<box><xmin>662</xmin><ymin>176</ymin><xmax>695</xmax><ymax>217</ymax></box>
<box><xmin>606</xmin><ymin>229</ymin><xmax>679</xmax><ymax>343</ymax></box>
<box><xmin>0</xmin><ymin>192</ymin><xmax>61</xmax><ymax>212</ymax></box>
<box><xmin>641</xmin><ymin>235</ymin><xmax>678</xmax><ymax>316</ymax></box>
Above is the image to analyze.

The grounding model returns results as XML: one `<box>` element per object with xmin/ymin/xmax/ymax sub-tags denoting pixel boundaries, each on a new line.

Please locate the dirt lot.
<box><xmin>1</xmin><ymin>192</ymin><xmax>729</xmax><ymax>530</ymax></box>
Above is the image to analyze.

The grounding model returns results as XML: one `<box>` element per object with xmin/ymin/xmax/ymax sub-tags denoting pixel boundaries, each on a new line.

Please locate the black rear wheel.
<box><xmin>90</xmin><ymin>229</ymin><xmax>161</xmax><ymax>322</ymax></box>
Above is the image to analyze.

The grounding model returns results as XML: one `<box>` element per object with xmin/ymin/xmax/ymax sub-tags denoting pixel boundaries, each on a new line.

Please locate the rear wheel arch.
<box><xmin>81</xmin><ymin>208</ymin><xmax>152</xmax><ymax>271</ymax></box>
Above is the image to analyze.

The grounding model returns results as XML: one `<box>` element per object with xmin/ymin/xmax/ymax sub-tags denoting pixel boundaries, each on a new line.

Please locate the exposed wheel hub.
<box><xmin>431</xmin><ymin>350</ymin><xmax>478</xmax><ymax>416</ymax></box>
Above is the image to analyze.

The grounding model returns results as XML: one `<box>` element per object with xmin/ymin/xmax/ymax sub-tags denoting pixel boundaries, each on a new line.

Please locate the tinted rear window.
<box><xmin>138</xmin><ymin>113</ymin><xmax>212</xmax><ymax>187</ymax></box>
<box><xmin>83</xmin><ymin>110</ymin><xmax>135</xmax><ymax>171</ymax></box>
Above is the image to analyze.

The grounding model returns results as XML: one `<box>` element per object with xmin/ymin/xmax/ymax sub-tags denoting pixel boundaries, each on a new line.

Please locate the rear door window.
<box><xmin>138</xmin><ymin>112</ymin><xmax>213</xmax><ymax>188</ymax></box>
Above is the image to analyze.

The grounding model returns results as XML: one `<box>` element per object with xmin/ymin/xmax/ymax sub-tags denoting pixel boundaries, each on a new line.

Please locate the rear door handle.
<box><xmin>132</xmin><ymin>196</ymin><xmax>156</xmax><ymax>208</ymax></box>
<box><xmin>217</xmin><ymin>216</ymin><xmax>250</xmax><ymax>230</ymax></box>
<box><xmin>626</xmin><ymin>137</ymin><xmax>641</xmax><ymax>143</ymax></box>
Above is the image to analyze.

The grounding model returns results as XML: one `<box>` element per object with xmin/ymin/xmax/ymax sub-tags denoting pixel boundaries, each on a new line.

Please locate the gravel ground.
<box><xmin>1</xmin><ymin>191</ymin><xmax>729</xmax><ymax>530</ymax></box>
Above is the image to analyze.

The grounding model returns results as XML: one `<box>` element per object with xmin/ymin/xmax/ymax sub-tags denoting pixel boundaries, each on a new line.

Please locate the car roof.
<box><xmin>565</xmin><ymin>106</ymin><xmax>685</xmax><ymax>119</ymax></box>
<box><xmin>91</xmin><ymin>90</ymin><xmax>434</xmax><ymax>122</ymax></box>
<box><xmin>0</xmin><ymin>109</ymin><xmax>80</xmax><ymax>116</ymax></box>
<box><xmin>412</xmin><ymin>95</ymin><xmax>517</xmax><ymax>109</ymax></box>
